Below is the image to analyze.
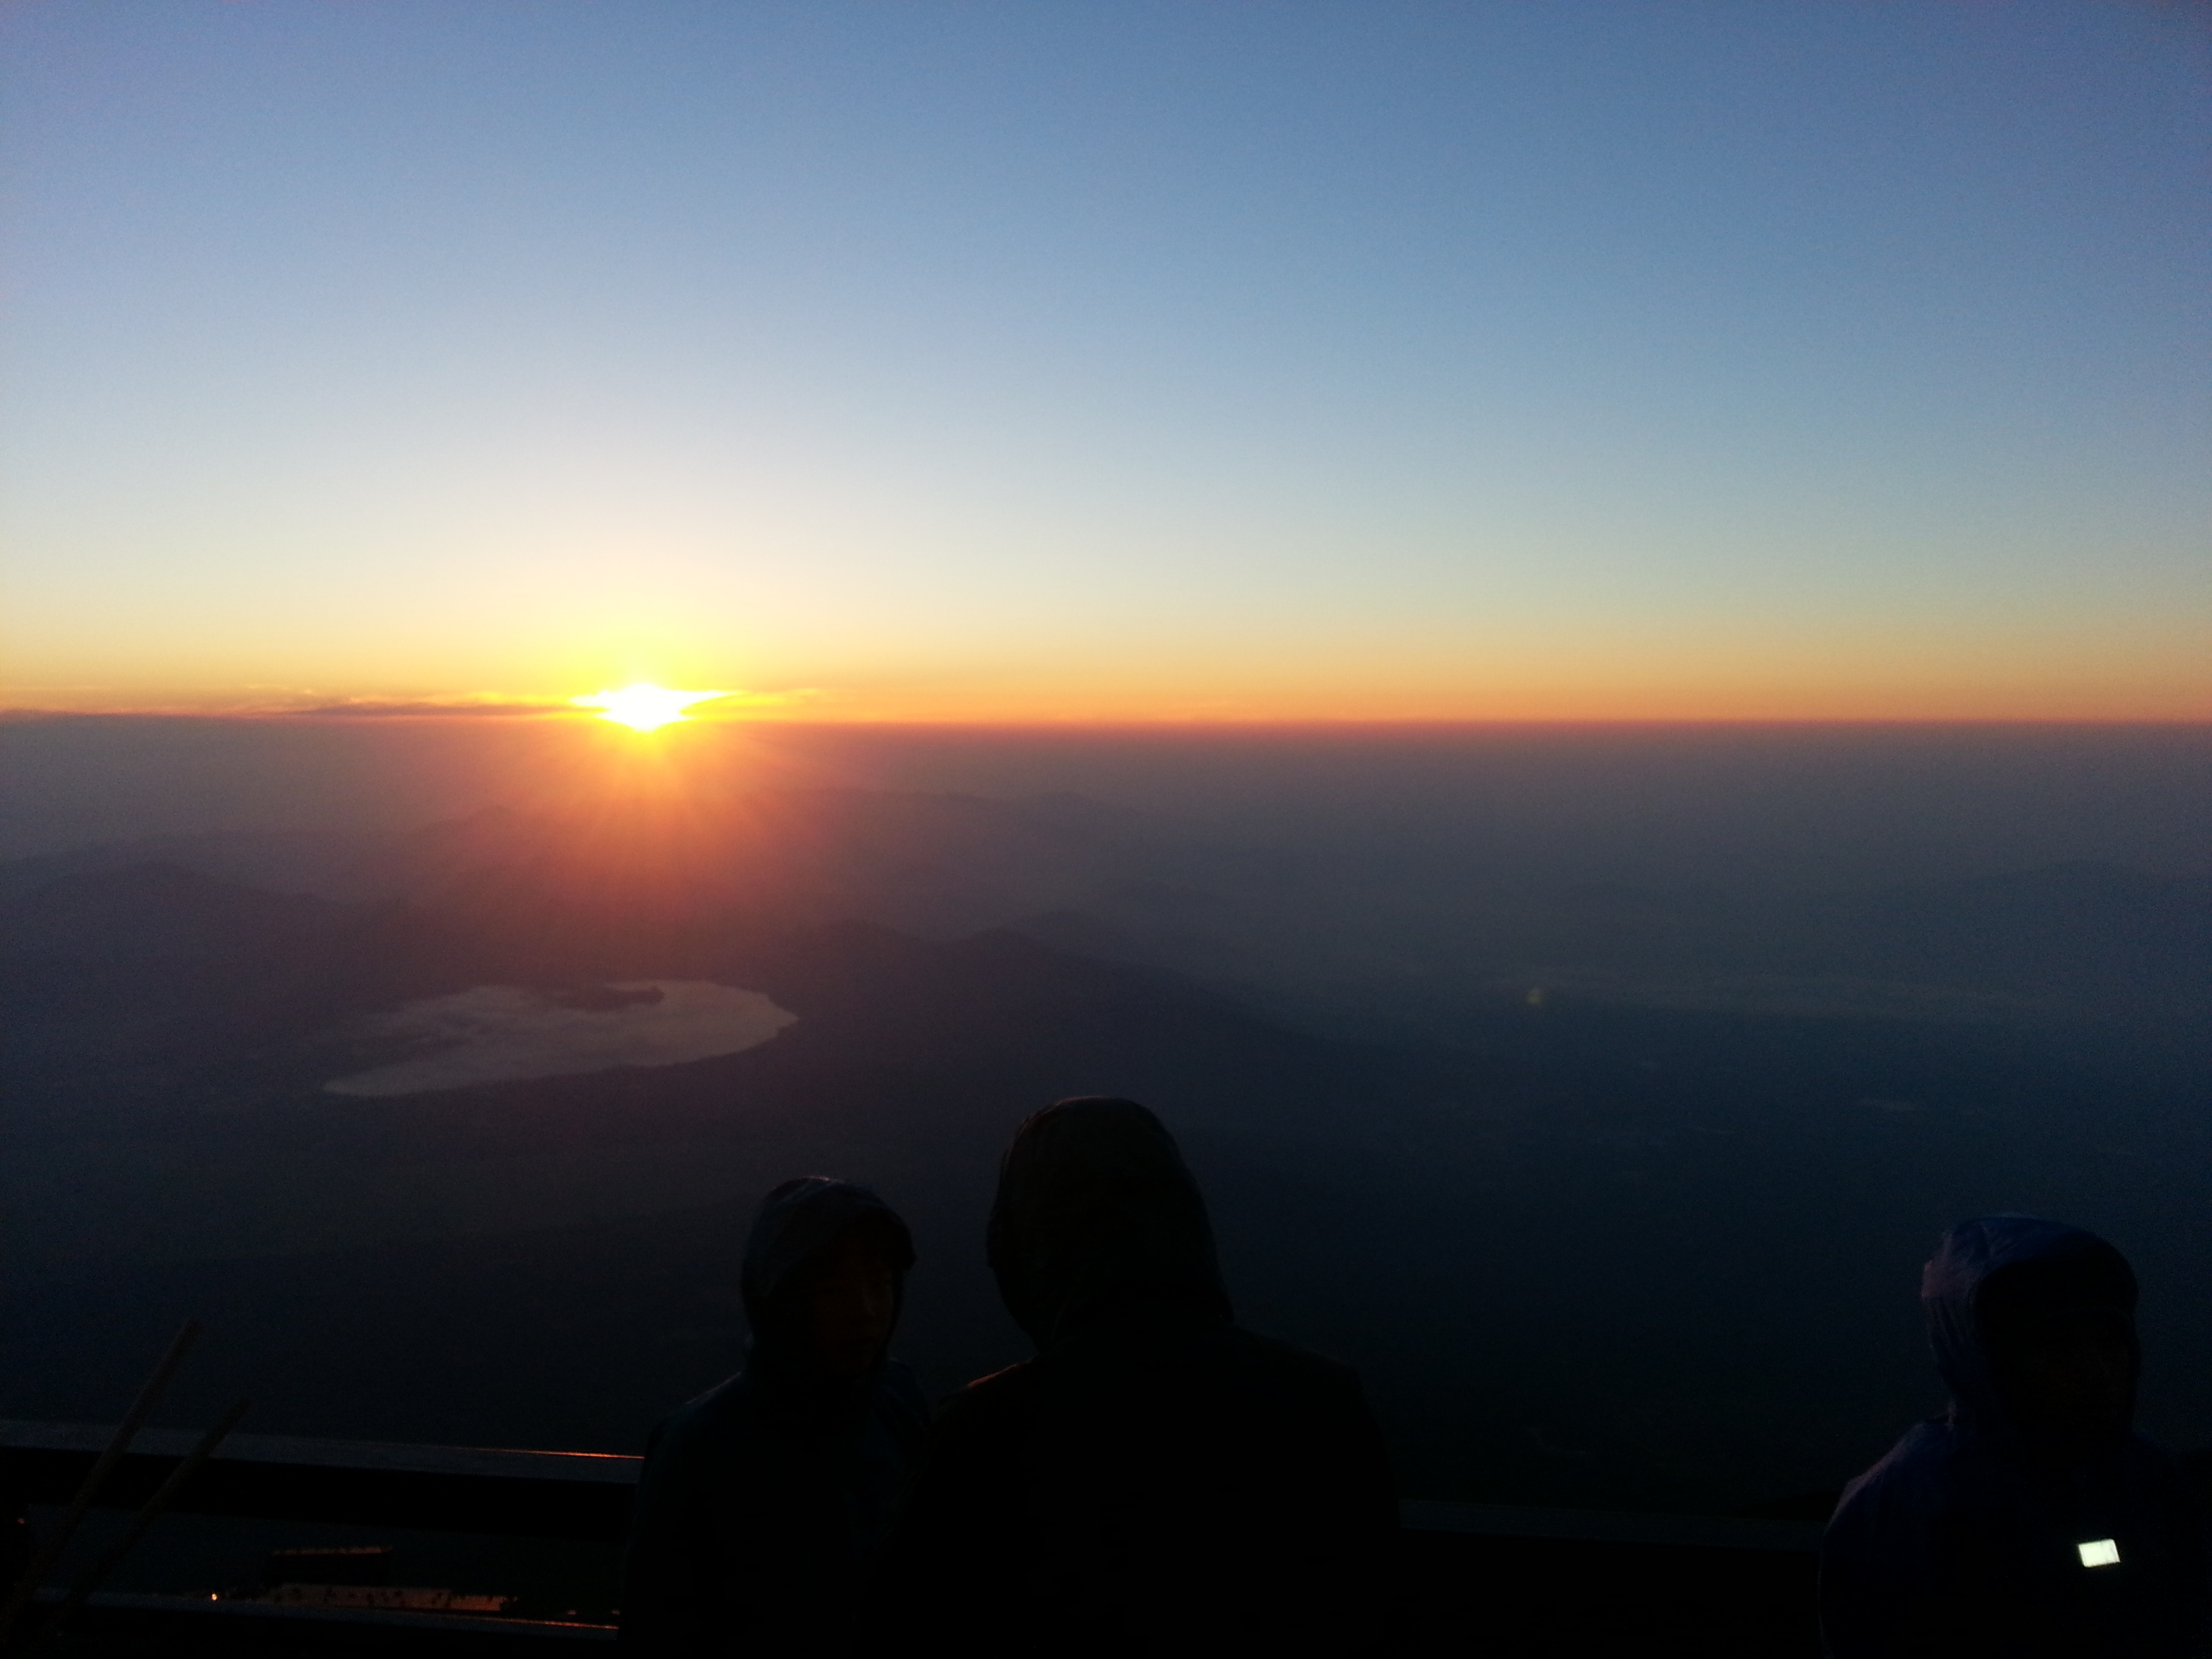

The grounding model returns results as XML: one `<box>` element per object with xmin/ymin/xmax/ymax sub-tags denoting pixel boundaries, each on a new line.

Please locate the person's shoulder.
<box><xmin>1217</xmin><ymin>1326</ymin><xmax>1366</xmax><ymax>1395</ymax></box>
<box><xmin>2123</xmin><ymin>1431</ymin><xmax>2201</xmax><ymax>1478</ymax></box>
<box><xmin>939</xmin><ymin>1359</ymin><xmax>1040</xmax><ymax>1417</ymax></box>
<box><xmin>681</xmin><ymin>1368</ymin><xmax>754</xmax><ymax>1419</ymax></box>
<box><xmin>2120</xmin><ymin>1435</ymin><xmax>2212</xmax><ymax>1517</ymax></box>
<box><xmin>649</xmin><ymin>1370</ymin><xmax>756</xmax><ymax>1452</ymax></box>
<box><xmin>1114</xmin><ymin>1322</ymin><xmax>1378</xmax><ymax>1429</ymax></box>
<box><xmin>632</xmin><ymin>1371</ymin><xmax>756</xmax><ymax>1515</ymax></box>
<box><xmin>873</xmin><ymin>1357</ymin><xmax>933</xmax><ymax>1430</ymax></box>
<box><xmin>1828</xmin><ymin>1419</ymin><xmax>1961</xmax><ymax>1540</ymax></box>
<box><xmin>909</xmin><ymin>1361</ymin><xmax>1043</xmax><ymax>1462</ymax></box>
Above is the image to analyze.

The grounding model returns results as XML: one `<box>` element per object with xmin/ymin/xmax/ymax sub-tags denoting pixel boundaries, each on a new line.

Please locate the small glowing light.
<box><xmin>2078</xmin><ymin>1539</ymin><xmax>2121</xmax><ymax>1568</ymax></box>
<box><xmin>570</xmin><ymin>684</ymin><xmax>724</xmax><ymax>733</ymax></box>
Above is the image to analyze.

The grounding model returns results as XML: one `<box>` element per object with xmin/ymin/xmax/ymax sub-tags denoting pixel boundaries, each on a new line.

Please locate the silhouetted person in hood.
<box><xmin>621</xmin><ymin>1179</ymin><xmax>928</xmax><ymax>1656</ymax></box>
<box><xmin>868</xmin><ymin>1097</ymin><xmax>1397</xmax><ymax>1653</ymax></box>
<box><xmin>1822</xmin><ymin>1216</ymin><xmax>2210</xmax><ymax>1658</ymax></box>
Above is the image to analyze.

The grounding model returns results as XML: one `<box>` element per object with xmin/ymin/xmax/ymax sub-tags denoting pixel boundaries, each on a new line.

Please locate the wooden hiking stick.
<box><xmin>22</xmin><ymin>1398</ymin><xmax>251</xmax><ymax>1656</ymax></box>
<box><xmin>0</xmin><ymin>1322</ymin><xmax>201</xmax><ymax>1652</ymax></box>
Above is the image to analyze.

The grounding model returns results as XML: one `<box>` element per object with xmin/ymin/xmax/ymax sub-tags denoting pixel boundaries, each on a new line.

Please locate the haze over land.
<box><xmin>3</xmin><ymin>717</ymin><xmax>2207</xmax><ymax>1518</ymax></box>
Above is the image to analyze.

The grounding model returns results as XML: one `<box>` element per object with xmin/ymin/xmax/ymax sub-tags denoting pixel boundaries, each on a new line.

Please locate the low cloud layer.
<box><xmin>297</xmin><ymin>698</ymin><xmax>573</xmax><ymax>718</ymax></box>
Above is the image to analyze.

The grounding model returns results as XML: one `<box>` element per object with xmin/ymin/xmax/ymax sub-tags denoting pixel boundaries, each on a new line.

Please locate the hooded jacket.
<box><xmin>868</xmin><ymin>1098</ymin><xmax>1398</xmax><ymax>1654</ymax></box>
<box><xmin>1822</xmin><ymin>1216</ymin><xmax>2209</xmax><ymax>1658</ymax></box>
<box><xmin>621</xmin><ymin>1179</ymin><xmax>929</xmax><ymax>1656</ymax></box>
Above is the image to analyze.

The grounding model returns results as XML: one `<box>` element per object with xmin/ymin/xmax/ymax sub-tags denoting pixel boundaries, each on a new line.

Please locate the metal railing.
<box><xmin>2</xmin><ymin>1420</ymin><xmax>1823</xmax><ymax>1655</ymax></box>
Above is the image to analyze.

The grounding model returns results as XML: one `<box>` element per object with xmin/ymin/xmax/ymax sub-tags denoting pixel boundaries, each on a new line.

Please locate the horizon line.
<box><xmin>5</xmin><ymin>707</ymin><xmax>2209</xmax><ymax>731</ymax></box>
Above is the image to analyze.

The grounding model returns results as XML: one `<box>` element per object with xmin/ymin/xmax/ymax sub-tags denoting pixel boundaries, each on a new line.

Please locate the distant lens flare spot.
<box><xmin>571</xmin><ymin>684</ymin><xmax>724</xmax><ymax>732</ymax></box>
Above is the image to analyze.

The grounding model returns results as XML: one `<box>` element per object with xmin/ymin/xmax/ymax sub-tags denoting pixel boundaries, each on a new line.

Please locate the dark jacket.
<box><xmin>1822</xmin><ymin>1216</ymin><xmax>2210</xmax><ymax>1658</ymax></box>
<box><xmin>869</xmin><ymin>1097</ymin><xmax>1398</xmax><ymax>1654</ymax></box>
<box><xmin>621</xmin><ymin>1179</ymin><xmax>929</xmax><ymax>1656</ymax></box>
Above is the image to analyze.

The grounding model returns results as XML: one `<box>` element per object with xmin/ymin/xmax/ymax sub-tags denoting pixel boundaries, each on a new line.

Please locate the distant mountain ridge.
<box><xmin>0</xmin><ymin>800</ymin><xmax>1452</xmax><ymax>1263</ymax></box>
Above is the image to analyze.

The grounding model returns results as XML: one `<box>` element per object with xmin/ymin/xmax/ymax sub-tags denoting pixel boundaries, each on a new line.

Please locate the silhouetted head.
<box><xmin>987</xmin><ymin>1097</ymin><xmax>1230</xmax><ymax>1349</ymax></box>
<box><xmin>742</xmin><ymin>1177</ymin><xmax>914</xmax><ymax>1380</ymax></box>
<box><xmin>1923</xmin><ymin>1215</ymin><xmax>2138</xmax><ymax>1460</ymax></box>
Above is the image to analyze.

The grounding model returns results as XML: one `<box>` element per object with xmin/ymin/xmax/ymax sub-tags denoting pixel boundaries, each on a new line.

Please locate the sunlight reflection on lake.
<box><xmin>322</xmin><ymin>981</ymin><xmax>797</xmax><ymax>1097</ymax></box>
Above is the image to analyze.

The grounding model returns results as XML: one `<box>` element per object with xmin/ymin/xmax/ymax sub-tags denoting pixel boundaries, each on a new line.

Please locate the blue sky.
<box><xmin>3</xmin><ymin>1</ymin><xmax>2206</xmax><ymax>717</ymax></box>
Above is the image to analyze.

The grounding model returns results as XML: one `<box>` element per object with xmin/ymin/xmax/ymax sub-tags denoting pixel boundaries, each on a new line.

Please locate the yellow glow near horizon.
<box><xmin>570</xmin><ymin>683</ymin><xmax>726</xmax><ymax>732</ymax></box>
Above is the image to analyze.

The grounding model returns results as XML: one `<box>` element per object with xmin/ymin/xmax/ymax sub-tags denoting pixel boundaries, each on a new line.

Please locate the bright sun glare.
<box><xmin>570</xmin><ymin>683</ymin><xmax>725</xmax><ymax>732</ymax></box>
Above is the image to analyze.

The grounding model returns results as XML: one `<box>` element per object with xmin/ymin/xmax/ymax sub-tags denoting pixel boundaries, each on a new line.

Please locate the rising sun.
<box><xmin>571</xmin><ymin>683</ymin><xmax>726</xmax><ymax>732</ymax></box>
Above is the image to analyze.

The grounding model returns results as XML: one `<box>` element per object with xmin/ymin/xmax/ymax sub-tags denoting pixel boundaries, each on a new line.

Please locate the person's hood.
<box><xmin>1922</xmin><ymin>1214</ymin><xmax>2136</xmax><ymax>1435</ymax></box>
<box><xmin>986</xmin><ymin>1097</ymin><xmax>1231</xmax><ymax>1350</ymax></box>
<box><xmin>741</xmin><ymin>1176</ymin><xmax>914</xmax><ymax>1378</ymax></box>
